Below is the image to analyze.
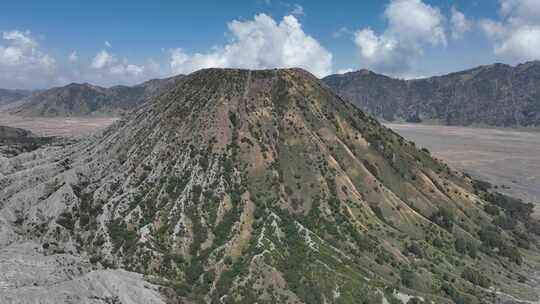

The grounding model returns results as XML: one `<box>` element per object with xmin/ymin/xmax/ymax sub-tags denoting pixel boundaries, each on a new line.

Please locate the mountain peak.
<box><xmin>2</xmin><ymin>65</ymin><xmax>539</xmax><ymax>303</ymax></box>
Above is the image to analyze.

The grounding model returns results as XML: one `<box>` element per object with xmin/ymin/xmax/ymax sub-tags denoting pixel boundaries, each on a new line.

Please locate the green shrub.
<box><xmin>500</xmin><ymin>245</ymin><xmax>523</xmax><ymax>265</ymax></box>
<box><xmin>483</xmin><ymin>204</ymin><xmax>500</xmax><ymax>216</ymax></box>
<box><xmin>108</xmin><ymin>218</ymin><xmax>137</xmax><ymax>252</ymax></box>
<box><xmin>430</xmin><ymin>209</ymin><xmax>454</xmax><ymax>231</ymax></box>
<box><xmin>461</xmin><ymin>267</ymin><xmax>490</xmax><ymax>288</ymax></box>
<box><xmin>454</xmin><ymin>238</ymin><xmax>467</xmax><ymax>255</ymax></box>
<box><xmin>404</xmin><ymin>242</ymin><xmax>425</xmax><ymax>258</ymax></box>
<box><xmin>400</xmin><ymin>269</ymin><xmax>418</xmax><ymax>289</ymax></box>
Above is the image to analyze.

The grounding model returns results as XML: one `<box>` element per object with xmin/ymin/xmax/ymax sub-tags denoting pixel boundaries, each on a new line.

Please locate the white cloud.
<box><xmin>384</xmin><ymin>0</ymin><xmax>446</xmax><ymax>46</ymax></box>
<box><xmin>353</xmin><ymin>0</ymin><xmax>446</xmax><ymax>75</ymax></box>
<box><xmin>354</xmin><ymin>28</ymin><xmax>401</xmax><ymax>69</ymax></box>
<box><xmin>290</xmin><ymin>4</ymin><xmax>304</xmax><ymax>16</ymax></box>
<box><xmin>0</xmin><ymin>30</ymin><xmax>56</xmax><ymax>88</ymax></box>
<box><xmin>332</xmin><ymin>27</ymin><xmax>352</xmax><ymax>39</ymax></box>
<box><xmin>500</xmin><ymin>0</ymin><xmax>540</xmax><ymax>26</ymax></box>
<box><xmin>494</xmin><ymin>25</ymin><xmax>540</xmax><ymax>60</ymax></box>
<box><xmin>91</xmin><ymin>49</ymin><xmax>114</xmax><ymax>69</ymax></box>
<box><xmin>170</xmin><ymin>14</ymin><xmax>333</xmax><ymax>77</ymax></box>
<box><xmin>68</xmin><ymin>51</ymin><xmax>78</xmax><ymax>62</ymax></box>
<box><xmin>337</xmin><ymin>68</ymin><xmax>354</xmax><ymax>74</ymax></box>
<box><xmin>451</xmin><ymin>7</ymin><xmax>473</xmax><ymax>39</ymax></box>
<box><xmin>90</xmin><ymin>49</ymin><xmax>147</xmax><ymax>79</ymax></box>
<box><xmin>479</xmin><ymin>19</ymin><xmax>508</xmax><ymax>38</ymax></box>
<box><xmin>105</xmin><ymin>41</ymin><xmax>112</xmax><ymax>48</ymax></box>
<box><xmin>110</xmin><ymin>63</ymin><xmax>145</xmax><ymax>76</ymax></box>
<box><xmin>481</xmin><ymin>0</ymin><xmax>540</xmax><ymax>62</ymax></box>
<box><xmin>3</xmin><ymin>30</ymin><xmax>37</xmax><ymax>48</ymax></box>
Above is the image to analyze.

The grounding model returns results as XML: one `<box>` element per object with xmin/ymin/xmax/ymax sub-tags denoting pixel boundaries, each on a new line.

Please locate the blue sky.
<box><xmin>0</xmin><ymin>0</ymin><xmax>539</xmax><ymax>89</ymax></box>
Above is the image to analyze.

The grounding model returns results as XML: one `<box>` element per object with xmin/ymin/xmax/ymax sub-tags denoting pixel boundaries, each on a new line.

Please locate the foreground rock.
<box><xmin>0</xmin><ymin>242</ymin><xmax>165</xmax><ymax>304</ymax></box>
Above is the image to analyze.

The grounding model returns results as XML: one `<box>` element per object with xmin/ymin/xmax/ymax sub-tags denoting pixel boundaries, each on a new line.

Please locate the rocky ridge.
<box><xmin>10</xmin><ymin>75</ymin><xmax>184</xmax><ymax>117</ymax></box>
<box><xmin>323</xmin><ymin>61</ymin><xmax>540</xmax><ymax>126</ymax></box>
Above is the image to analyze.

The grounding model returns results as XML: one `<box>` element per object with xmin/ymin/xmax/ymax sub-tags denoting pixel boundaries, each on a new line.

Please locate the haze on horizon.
<box><xmin>1</xmin><ymin>0</ymin><xmax>539</xmax><ymax>90</ymax></box>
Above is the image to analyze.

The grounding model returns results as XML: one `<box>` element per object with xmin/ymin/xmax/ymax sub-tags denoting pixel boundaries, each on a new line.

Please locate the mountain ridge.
<box><xmin>0</xmin><ymin>88</ymin><xmax>31</xmax><ymax>106</ymax></box>
<box><xmin>323</xmin><ymin>61</ymin><xmax>540</xmax><ymax>126</ymax></box>
<box><xmin>9</xmin><ymin>74</ymin><xmax>184</xmax><ymax>117</ymax></box>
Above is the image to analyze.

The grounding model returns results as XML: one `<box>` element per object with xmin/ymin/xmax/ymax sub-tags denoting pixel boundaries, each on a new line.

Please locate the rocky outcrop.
<box><xmin>0</xmin><ymin>242</ymin><xmax>165</xmax><ymax>304</ymax></box>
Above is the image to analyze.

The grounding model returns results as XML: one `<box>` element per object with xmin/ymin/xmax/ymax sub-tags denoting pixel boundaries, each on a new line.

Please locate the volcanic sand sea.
<box><xmin>0</xmin><ymin>112</ymin><xmax>118</xmax><ymax>138</ymax></box>
<box><xmin>387</xmin><ymin>123</ymin><xmax>540</xmax><ymax>217</ymax></box>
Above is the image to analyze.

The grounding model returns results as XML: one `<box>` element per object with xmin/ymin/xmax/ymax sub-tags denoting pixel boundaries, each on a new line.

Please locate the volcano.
<box><xmin>1</xmin><ymin>68</ymin><xmax>539</xmax><ymax>304</ymax></box>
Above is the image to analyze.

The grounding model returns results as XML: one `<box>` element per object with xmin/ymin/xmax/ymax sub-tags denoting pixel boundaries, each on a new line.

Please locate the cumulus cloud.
<box><xmin>91</xmin><ymin>50</ymin><xmax>114</xmax><ymax>69</ymax></box>
<box><xmin>353</xmin><ymin>0</ymin><xmax>446</xmax><ymax>75</ymax></box>
<box><xmin>451</xmin><ymin>7</ymin><xmax>473</xmax><ymax>39</ymax></box>
<box><xmin>494</xmin><ymin>26</ymin><xmax>540</xmax><ymax>60</ymax></box>
<box><xmin>0</xmin><ymin>30</ymin><xmax>56</xmax><ymax>89</ymax></box>
<box><xmin>90</xmin><ymin>49</ymin><xmax>146</xmax><ymax>79</ymax></box>
<box><xmin>169</xmin><ymin>14</ymin><xmax>333</xmax><ymax>77</ymax></box>
<box><xmin>481</xmin><ymin>0</ymin><xmax>540</xmax><ymax>62</ymax></box>
<box><xmin>500</xmin><ymin>0</ymin><xmax>540</xmax><ymax>26</ymax></box>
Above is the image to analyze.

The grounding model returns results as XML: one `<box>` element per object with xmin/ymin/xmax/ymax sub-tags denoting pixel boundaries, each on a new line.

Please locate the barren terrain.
<box><xmin>0</xmin><ymin>112</ymin><xmax>117</xmax><ymax>137</ymax></box>
<box><xmin>387</xmin><ymin>123</ymin><xmax>540</xmax><ymax>211</ymax></box>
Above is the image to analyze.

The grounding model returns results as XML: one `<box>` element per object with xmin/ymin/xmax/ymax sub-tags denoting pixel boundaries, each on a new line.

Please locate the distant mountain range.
<box><xmin>323</xmin><ymin>61</ymin><xmax>540</xmax><ymax>126</ymax></box>
<box><xmin>7</xmin><ymin>75</ymin><xmax>184</xmax><ymax>117</ymax></box>
<box><xmin>0</xmin><ymin>89</ymin><xmax>31</xmax><ymax>106</ymax></box>
<box><xmin>3</xmin><ymin>61</ymin><xmax>540</xmax><ymax>126</ymax></box>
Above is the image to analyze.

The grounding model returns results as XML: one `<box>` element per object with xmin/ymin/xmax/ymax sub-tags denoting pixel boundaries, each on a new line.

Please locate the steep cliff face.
<box><xmin>1</xmin><ymin>68</ymin><xmax>539</xmax><ymax>304</ymax></box>
<box><xmin>323</xmin><ymin>61</ymin><xmax>540</xmax><ymax>126</ymax></box>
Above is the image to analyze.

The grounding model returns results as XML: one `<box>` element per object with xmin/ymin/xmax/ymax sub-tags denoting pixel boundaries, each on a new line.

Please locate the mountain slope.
<box><xmin>0</xmin><ymin>125</ymin><xmax>55</xmax><ymax>157</ymax></box>
<box><xmin>1</xmin><ymin>68</ymin><xmax>539</xmax><ymax>304</ymax></box>
<box><xmin>0</xmin><ymin>88</ymin><xmax>30</xmax><ymax>106</ymax></box>
<box><xmin>323</xmin><ymin>61</ymin><xmax>540</xmax><ymax>126</ymax></box>
<box><xmin>10</xmin><ymin>75</ymin><xmax>184</xmax><ymax>117</ymax></box>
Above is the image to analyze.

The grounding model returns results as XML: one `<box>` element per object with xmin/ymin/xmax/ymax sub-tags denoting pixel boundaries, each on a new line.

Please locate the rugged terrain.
<box><xmin>9</xmin><ymin>75</ymin><xmax>183</xmax><ymax>117</ymax></box>
<box><xmin>0</xmin><ymin>125</ymin><xmax>56</xmax><ymax>157</ymax></box>
<box><xmin>1</xmin><ymin>68</ymin><xmax>540</xmax><ymax>304</ymax></box>
<box><xmin>323</xmin><ymin>61</ymin><xmax>540</xmax><ymax>127</ymax></box>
